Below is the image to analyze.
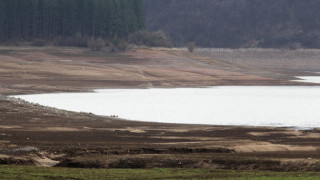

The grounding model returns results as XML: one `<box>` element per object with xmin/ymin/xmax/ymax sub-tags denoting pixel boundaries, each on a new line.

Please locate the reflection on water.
<box><xmin>14</xmin><ymin>86</ymin><xmax>320</xmax><ymax>128</ymax></box>
<box><xmin>294</xmin><ymin>76</ymin><xmax>320</xmax><ymax>84</ymax></box>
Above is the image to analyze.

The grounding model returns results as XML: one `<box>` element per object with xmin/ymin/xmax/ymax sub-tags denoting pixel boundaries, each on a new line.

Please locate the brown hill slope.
<box><xmin>0</xmin><ymin>46</ymin><xmax>303</xmax><ymax>95</ymax></box>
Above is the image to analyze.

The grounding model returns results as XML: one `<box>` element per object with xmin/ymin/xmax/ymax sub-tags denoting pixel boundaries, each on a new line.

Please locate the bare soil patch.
<box><xmin>196</xmin><ymin>48</ymin><xmax>320</xmax><ymax>72</ymax></box>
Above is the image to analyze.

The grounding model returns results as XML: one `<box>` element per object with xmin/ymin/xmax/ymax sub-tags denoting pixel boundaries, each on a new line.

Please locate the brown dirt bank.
<box><xmin>0</xmin><ymin>46</ymin><xmax>313</xmax><ymax>95</ymax></box>
<box><xmin>0</xmin><ymin>46</ymin><xmax>319</xmax><ymax>170</ymax></box>
<box><xmin>0</xmin><ymin>96</ymin><xmax>319</xmax><ymax>170</ymax></box>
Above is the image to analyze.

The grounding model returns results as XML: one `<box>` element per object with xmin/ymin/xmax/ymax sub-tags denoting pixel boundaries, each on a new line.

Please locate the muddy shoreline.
<box><xmin>0</xmin><ymin>46</ymin><xmax>319</xmax><ymax>170</ymax></box>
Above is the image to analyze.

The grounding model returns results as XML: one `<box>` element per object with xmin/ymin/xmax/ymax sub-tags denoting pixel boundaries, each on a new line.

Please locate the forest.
<box><xmin>144</xmin><ymin>0</ymin><xmax>320</xmax><ymax>48</ymax></box>
<box><xmin>0</xmin><ymin>0</ymin><xmax>145</xmax><ymax>41</ymax></box>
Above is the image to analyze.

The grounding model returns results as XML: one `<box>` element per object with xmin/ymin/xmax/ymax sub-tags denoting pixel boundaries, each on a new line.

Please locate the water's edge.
<box><xmin>13</xmin><ymin>86</ymin><xmax>320</xmax><ymax>129</ymax></box>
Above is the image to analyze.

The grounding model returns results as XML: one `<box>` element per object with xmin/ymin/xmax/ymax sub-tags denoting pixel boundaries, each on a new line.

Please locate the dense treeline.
<box><xmin>144</xmin><ymin>0</ymin><xmax>320</xmax><ymax>48</ymax></box>
<box><xmin>0</xmin><ymin>0</ymin><xmax>145</xmax><ymax>41</ymax></box>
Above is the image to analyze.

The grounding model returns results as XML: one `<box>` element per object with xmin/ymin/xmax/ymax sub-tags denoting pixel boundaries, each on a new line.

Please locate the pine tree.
<box><xmin>133</xmin><ymin>0</ymin><xmax>145</xmax><ymax>30</ymax></box>
<box><xmin>0</xmin><ymin>0</ymin><xmax>145</xmax><ymax>41</ymax></box>
<box><xmin>0</xmin><ymin>0</ymin><xmax>6</xmax><ymax>40</ymax></box>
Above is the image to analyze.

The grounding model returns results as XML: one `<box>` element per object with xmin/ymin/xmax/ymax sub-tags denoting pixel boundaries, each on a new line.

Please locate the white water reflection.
<box><xmin>294</xmin><ymin>76</ymin><xmax>320</xmax><ymax>84</ymax></box>
<box><xmin>13</xmin><ymin>86</ymin><xmax>320</xmax><ymax>128</ymax></box>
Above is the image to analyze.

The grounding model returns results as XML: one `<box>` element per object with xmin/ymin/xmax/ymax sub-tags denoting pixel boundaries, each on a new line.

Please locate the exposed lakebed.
<box><xmin>14</xmin><ymin>85</ymin><xmax>320</xmax><ymax>128</ymax></box>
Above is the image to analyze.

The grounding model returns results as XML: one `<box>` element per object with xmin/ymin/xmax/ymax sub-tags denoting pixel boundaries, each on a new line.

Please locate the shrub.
<box><xmin>186</xmin><ymin>42</ymin><xmax>196</xmax><ymax>52</ymax></box>
<box><xmin>31</xmin><ymin>39</ymin><xmax>46</xmax><ymax>47</ymax></box>
<box><xmin>3</xmin><ymin>41</ymin><xmax>21</xmax><ymax>46</ymax></box>
<box><xmin>53</xmin><ymin>36</ymin><xmax>73</xmax><ymax>46</ymax></box>
<box><xmin>73</xmin><ymin>33</ymin><xmax>88</xmax><ymax>47</ymax></box>
<box><xmin>110</xmin><ymin>39</ymin><xmax>128</xmax><ymax>52</ymax></box>
<box><xmin>53</xmin><ymin>33</ymin><xmax>89</xmax><ymax>47</ymax></box>
<box><xmin>87</xmin><ymin>37</ymin><xmax>106</xmax><ymax>51</ymax></box>
<box><xmin>128</xmin><ymin>31</ymin><xmax>173</xmax><ymax>47</ymax></box>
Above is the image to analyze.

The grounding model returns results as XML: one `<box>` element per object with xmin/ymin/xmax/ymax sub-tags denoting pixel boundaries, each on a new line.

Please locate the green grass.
<box><xmin>0</xmin><ymin>165</ymin><xmax>320</xmax><ymax>180</ymax></box>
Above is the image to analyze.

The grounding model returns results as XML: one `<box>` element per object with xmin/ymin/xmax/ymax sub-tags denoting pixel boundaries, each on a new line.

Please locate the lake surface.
<box><xmin>14</xmin><ymin>86</ymin><xmax>320</xmax><ymax>128</ymax></box>
<box><xmin>294</xmin><ymin>76</ymin><xmax>320</xmax><ymax>84</ymax></box>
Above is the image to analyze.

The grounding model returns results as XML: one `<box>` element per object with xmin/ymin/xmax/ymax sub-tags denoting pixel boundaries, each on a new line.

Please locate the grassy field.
<box><xmin>0</xmin><ymin>165</ymin><xmax>320</xmax><ymax>180</ymax></box>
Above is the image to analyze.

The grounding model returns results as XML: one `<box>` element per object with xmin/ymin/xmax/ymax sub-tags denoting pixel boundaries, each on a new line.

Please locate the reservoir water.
<box><xmin>294</xmin><ymin>76</ymin><xmax>320</xmax><ymax>84</ymax></box>
<box><xmin>14</xmin><ymin>86</ymin><xmax>320</xmax><ymax>128</ymax></box>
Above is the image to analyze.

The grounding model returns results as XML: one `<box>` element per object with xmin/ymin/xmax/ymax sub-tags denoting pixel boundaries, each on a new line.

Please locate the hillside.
<box><xmin>144</xmin><ymin>0</ymin><xmax>320</xmax><ymax>48</ymax></box>
<box><xmin>0</xmin><ymin>46</ymin><xmax>305</xmax><ymax>95</ymax></box>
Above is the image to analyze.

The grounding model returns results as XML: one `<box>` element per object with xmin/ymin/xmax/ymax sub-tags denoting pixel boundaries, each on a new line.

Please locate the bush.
<box><xmin>186</xmin><ymin>42</ymin><xmax>196</xmax><ymax>52</ymax></box>
<box><xmin>87</xmin><ymin>37</ymin><xmax>106</xmax><ymax>51</ymax></box>
<box><xmin>73</xmin><ymin>33</ymin><xmax>88</xmax><ymax>47</ymax></box>
<box><xmin>31</xmin><ymin>39</ymin><xmax>46</xmax><ymax>47</ymax></box>
<box><xmin>110</xmin><ymin>39</ymin><xmax>128</xmax><ymax>52</ymax></box>
<box><xmin>53</xmin><ymin>33</ymin><xmax>89</xmax><ymax>47</ymax></box>
<box><xmin>53</xmin><ymin>36</ymin><xmax>74</xmax><ymax>46</ymax></box>
<box><xmin>128</xmin><ymin>31</ymin><xmax>173</xmax><ymax>47</ymax></box>
<box><xmin>3</xmin><ymin>41</ymin><xmax>21</xmax><ymax>46</ymax></box>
